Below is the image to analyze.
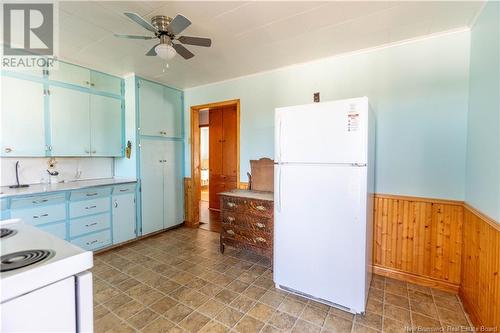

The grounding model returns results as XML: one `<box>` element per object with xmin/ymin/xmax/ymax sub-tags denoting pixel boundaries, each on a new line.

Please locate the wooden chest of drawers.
<box><xmin>219</xmin><ymin>190</ymin><xmax>274</xmax><ymax>260</ymax></box>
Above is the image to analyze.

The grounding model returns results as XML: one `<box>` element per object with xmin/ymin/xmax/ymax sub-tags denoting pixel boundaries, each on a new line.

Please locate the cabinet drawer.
<box><xmin>11</xmin><ymin>203</ymin><xmax>66</xmax><ymax>226</ymax></box>
<box><xmin>70</xmin><ymin>197</ymin><xmax>110</xmax><ymax>218</ymax></box>
<box><xmin>221</xmin><ymin>227</ymin><xmax>272</xmax><ymax>249</ymax></box>
<box><xmin>221</xmin><ymin>211</ymin><xmax>272</xmax><ymax>233</ymax></box>
<box><xmin>11</xmin><ymin>194</ymin><xmax>65</xmax><ymax>209</ymax></box>
<box><xmin>70</xmin><ymin>187</ymin><xmax>111</xmax><ymax>201</ymax></box>
<box><xmin>71</xmin><ymin>229</ymin><xmax>111</xmax><ymax>251</ymax></box>
<box><xmin>39</xmin><ymin>222</ymin><xmax>67</xmax><ymax>240</ymax></box>
<box><xmin>112</xmin><ymin>184</ymin><xmax>136</xmax><ymax>195</ymax></box>
<box><xmin>221</xmin><ymin>197</ymin><xmax>273</xmax><ymax>218</ymax></box>
<box><xmin>70</xmin><ymin>213</ymin><xmax>110</xmax><ymax>238</ymax></box>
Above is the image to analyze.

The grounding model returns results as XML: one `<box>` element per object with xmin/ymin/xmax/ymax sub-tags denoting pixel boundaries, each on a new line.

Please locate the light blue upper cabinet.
<box><xmin>139</xmin><ymin>79</ymin><xmax>182</xmax><ymax>138</ymax></box>
<box><xmin>49</xmin><ymin>86</ymin><xmax>91</xmax><ymax>156</ymax></box>
<box><xmin>90</xmin><ymin>95</ymin><xmax>123</xmax><ymax>156</ymax></box>
<box><xmin>163</xmin><ymin>141</ymin><xmax>184</xmax><ymax>229</ymax></box>
<box><xmin>90</xmin><ymin>71</ymin><xmax>122</xmax><ymax>96</ymax></box>
<box><xmin>1</xmin><ymin>75</ymin><xmax>47</xmax><ymax>156</ymax></box>
<box><xmin>48</xmin><ymin>61</ymin><xmax>91</xmax><ymax>88</ymax></box>
<box><xmin>163</xmin><ymin>87</ymin><xmax>183</xmax><ymax>138</ymax></box>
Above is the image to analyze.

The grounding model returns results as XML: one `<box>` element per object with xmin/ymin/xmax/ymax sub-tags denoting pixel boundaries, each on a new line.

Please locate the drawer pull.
<box><xmin>85</xmin><ymin>205</ymin><xmax>97</xmax><ymax>210</ymax></box>
<box><xmin>227</xmin><ymin>216</ymin><xmax>235</xmax><ymax>222</ymax></box>
<box><xmin>255</xmin><ymin>205</ymin><xmax>266</xmax><ymax>211</ymax></box>
<box><xmin>255</xmin><ymin>237</ymin><xmax>266</xmax><ymax>243</ymax></box>
<box><xmin>256</xmin><ymin>222</ymin><xmax>265</xmax><ymax>229</ymax></box>
<box><xmin>85</xmin><ymin>222</ymin><xmax>98</xmax><ymax>227</ymax></box>
<box><xmin>86</xmin><ymin>193</ymin><xmax>98</xmax><ymax>197</ymax></box>
<box><xmin>226</xmin><ymin>229</ymin><xmax>235</xmax><ymax>235</ymax></box>
<box><xmin>86</xmin><ymin>239</ymin><xmax>99</xmax><ymax>245</ymax></box>
<box><xmin>119</xmin><ymin>189</ymin><xmax>129</xmax><ymax>192</ymax></box>
<box><xmin>32</xmin><ymin>199</ymin><xmax>48</xmax><ymax>204</ymax></box>
<box><xmin>227</xmin><ymin>202</ymin><xmax>237</xmax><ymax>208</ymax></box>
<box><xmin>33</xmin><ymin>214</ymin><xmax>49</xmax><ymax>219</ymax></box>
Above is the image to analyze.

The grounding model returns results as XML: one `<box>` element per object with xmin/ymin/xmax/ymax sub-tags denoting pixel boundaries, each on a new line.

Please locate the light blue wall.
<box><xmin>465</xmin><ymin>1</ymin><xmax>500</xmax><ymax>221</ymax></box>
<box><xmin>184</xmin><ymin>31</ymin><xmax>471</xmax><ymax>200</ymax></box>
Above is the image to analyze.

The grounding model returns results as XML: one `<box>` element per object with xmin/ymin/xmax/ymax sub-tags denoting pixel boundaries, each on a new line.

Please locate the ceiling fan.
<box><xmin>114</xmin><ymin>12</ymin><xmax>212</xmax><ymax>60</ymax></box>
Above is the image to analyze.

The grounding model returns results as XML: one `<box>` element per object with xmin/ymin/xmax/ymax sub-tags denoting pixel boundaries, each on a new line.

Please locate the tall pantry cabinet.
<box><xmin>136</xmin><ymin>78</ymin><xmax>184</xmax><ymax>235</ymax></box>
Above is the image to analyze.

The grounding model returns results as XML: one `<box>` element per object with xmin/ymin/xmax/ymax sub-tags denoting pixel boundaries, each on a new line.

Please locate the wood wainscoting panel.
<box><xmin>460</xmin><ymin>205</ymin><xmax>500</xmax><ymax>328</ymax></box>
<box><xmin>373</xmin><ymin>194</ymin><xmax>463</xmax><ymax>292</ymax></box>
<box><xmin>184</xmin><ymin>177</ymin><xmax>197</xmax><ymax>227</ymax></box>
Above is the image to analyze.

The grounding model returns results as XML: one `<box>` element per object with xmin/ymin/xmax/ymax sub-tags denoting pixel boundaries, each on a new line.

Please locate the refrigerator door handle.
<box><xmin>277</xmin><ymin>166</ymin><xmax>282</xmax><ymax>212</ymax></box>
<box><xmin>278</xmin><ymin>117</ymin><xmax>283</xmax><ymax>163</ymax></box>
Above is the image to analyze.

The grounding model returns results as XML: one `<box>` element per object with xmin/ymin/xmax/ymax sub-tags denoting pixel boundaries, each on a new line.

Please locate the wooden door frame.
<box><xmin>190</xmin><ymin>99</ymin><xmax>240</xmax><ymax>228</ymax></box>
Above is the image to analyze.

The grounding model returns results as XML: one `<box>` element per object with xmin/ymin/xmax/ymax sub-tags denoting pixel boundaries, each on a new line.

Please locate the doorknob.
<box><xmin>114</xmin><ymin>201</ymin><xmax>118</xmax><ymax>208</ymax></box>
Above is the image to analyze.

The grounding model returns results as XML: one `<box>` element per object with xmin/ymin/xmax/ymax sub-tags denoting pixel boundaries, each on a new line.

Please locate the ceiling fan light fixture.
<box><xmin>155</xmin><ymin>43</ymin><xmax>176</xmax><ymax>60</ymax></box>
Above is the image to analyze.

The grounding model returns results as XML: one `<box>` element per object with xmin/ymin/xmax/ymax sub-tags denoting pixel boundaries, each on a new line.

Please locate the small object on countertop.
<box><xmin>8</xmin><ymin>161</ymin><xmax>29</xmax><ymax>189</ymax></box>
<box><xmin>126</xmin><ymin>140</ymin><xmax>132</xmax><ymax>159</ymax></box>
<box><xmin>47</xmin><ymin>169</ymin><xmax>59</xmax><ymax>184</ymax></box>
<box><xmin>247</xmin><ymin>172</ymin><xmax>252</xmax><ymax>190</ymax></box>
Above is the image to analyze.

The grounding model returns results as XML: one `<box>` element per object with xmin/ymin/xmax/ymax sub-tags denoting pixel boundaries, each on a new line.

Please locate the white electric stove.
<box><xmin>0</xmin><ymin>219</ymin><xmax>94</xmax><ymax>332</ymax></box>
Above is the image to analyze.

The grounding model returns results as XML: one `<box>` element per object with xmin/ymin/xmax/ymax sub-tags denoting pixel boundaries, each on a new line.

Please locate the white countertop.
<box><xmin>0</xmin><ymin>177</ymin><xmax>137</xmax><ymax>199</ymax></box>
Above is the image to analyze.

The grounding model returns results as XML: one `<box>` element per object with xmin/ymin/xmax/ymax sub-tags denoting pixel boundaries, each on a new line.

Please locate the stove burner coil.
<box><xmin>1</xmin><ymin>250</ymin><xmax>54</xmax><ymax>272</ymax></box>
<box><xmin>0</xmin><ymin>228</ymin><xmax>17</xmax><ymax>239</ymax></box>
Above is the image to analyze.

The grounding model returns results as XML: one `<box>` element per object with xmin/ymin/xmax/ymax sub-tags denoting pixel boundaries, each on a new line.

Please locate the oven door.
<box><xmin>1</xmin><ymin>276</ymin><xmax>76</xmax><ymax>332</ymax></box>
<box><xmin>75</xmin><ymin>271</ymin><xmax>93</xmax><ymax>333</ymax></box>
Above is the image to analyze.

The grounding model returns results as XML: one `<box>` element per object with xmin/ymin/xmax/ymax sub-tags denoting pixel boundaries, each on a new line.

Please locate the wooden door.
<box><xmin>209</xmin><ymin>105</ymin><xmax>238</xmax><ymax>210</ymax></box>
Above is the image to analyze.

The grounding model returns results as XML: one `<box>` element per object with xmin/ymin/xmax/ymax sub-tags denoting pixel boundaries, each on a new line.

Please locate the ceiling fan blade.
<box><xmin>177</xmin><ymin>36</ymin><xmax>211</xmax><ymax>47</ymax></box>
<box><xmin>146</xmin><ymin>44</ymin><xmax>160</xmax><ymax>56</ymax></box>
<box><xmin>124</xmin><ymin>12</ymin><xmax>157</xmax><ymax>33</ymax></box>
<box><xmin>172</xmin><ymin>43</ymin><xmax>194</xmax><ymax>59</ymax></box>
<box><xmin>114</xmin><ymin>34</ymin><xmax>155</xmax><ymax>40</ymax></box>
<box><xmin>167</xmin><ymin>14</ymin><xmax>191</xmax><ymax>35</ymax></box>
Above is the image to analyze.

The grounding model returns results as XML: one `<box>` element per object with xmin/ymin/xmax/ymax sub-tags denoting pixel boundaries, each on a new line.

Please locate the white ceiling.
<box><xmin>57</xmin><ymin>1</ymin><xmax>484</xmax><ymax>89</ymax></box>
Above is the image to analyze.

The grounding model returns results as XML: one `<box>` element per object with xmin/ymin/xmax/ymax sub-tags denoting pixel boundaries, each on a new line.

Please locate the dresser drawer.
<box><xmin>70</xmin><ymin>197</ymin><xmax>110</xmax><ymax>218</ymax></box>
<box><xmin>11</xmin><ymin>203</ymin><xmax>66</xmax><ymax>226</ymax></box>
<box><xmin>39</xmin><ymin>221</ymin><xmax>67</xmax><ymax>240</ymax></box>
<box><xmin>221</xmin><ymin>211</ymin><xmax>272</xmax><ymax>233</ymax></box>
<box><xmin>221</xmin><ymin>197</ymin><xmax>273</xmax><ymax>218</ymax></box>
<box><xmin>221</xmin><ymin>226</ymin><xmax>272</xmax><ymax>249</ymax></box>
<box><xmin>71</xmin><ymin>229</ymin><xmax>111</xmax><ymax>251</ymax></box>
<box><xmin>70</xmin><ymin>213</ymin><xmax>110</xmax><ymax>238</ymax></box>
<box><xmin>70</xmin><ymin>187</ymin><xmax>111</xmax><ymax>201</ymax></box>
<box><xmin>112</xmin><ymin>184</ymin><xmax>136</xmax><ymax>195</ymax></box>
<box><xmin>11</xmin><ymin>194</ymin><xmax>65</xmax><ymax>209</ymax></box>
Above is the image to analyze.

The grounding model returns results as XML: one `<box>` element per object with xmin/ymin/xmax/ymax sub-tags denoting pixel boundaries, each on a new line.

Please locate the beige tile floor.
<box><xmin>93</xmin><ymin>227</ymin><xmax>472</xmax><ymax>333</ymax></box>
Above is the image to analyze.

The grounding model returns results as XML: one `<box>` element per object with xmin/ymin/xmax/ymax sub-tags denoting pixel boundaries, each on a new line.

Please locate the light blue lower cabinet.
<box><xmin>71</xmin><ymin>229</ymin><xmax>112</xmax><ymax>251</ymax></box>
<box><xmin>112</xmin><ymin>192</ymin><xmax>136</xmax><ymax>244</ymax></box>
<box><xmin>70</xmin><ymin>213</ymin><xmax>110</xmax><ymax>238</ymax></box>
<box><xmin>38</xmin><ymin>221</ymin><xmax>67</xmax><ymax>240</ymax></box>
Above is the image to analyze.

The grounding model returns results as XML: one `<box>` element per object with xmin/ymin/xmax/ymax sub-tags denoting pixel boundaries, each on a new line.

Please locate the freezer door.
<box><xmin>274</xmin><ymin>164</ymin><xmax>368</xmax><ymax>312</ymax></box>
<box><xmin>275</xmin><ymin>98</ymin><xmax>368</xmax><ymax>164</ymax></box>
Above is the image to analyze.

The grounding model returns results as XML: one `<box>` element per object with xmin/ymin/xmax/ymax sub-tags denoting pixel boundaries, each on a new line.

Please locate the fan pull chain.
<box><xmin>162</xmin><ymin>61</ymin><xmax>170</xmax><ymax>73</ymax></box>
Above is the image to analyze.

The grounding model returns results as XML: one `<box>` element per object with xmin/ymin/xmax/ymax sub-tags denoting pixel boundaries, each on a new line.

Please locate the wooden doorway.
<box><xmin>190</xmin><ymin>99</ymin><xmax>240</xmax><ymax>230</ymax></box>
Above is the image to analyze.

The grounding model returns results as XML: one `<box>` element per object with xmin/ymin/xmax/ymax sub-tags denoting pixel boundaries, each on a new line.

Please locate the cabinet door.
<box><xmin>112</xmin><ymin>193</ymin><xmax>136</xmax><ymax>244</ymax></box>
<box><xmin>222</xmin><ymin>106</ymin><xmax>238</xmax><ymax>178</ymax></box>
<box><xmin>209</xmin><ymin>108</ymin><xmax>223</xmax><ymax>175</ymax></box>
<box><xmin>1</xmin><ymin>76</ymin><xmax>46</xmax><ymax>156</ymax></box>
<box><xmin>139</xmin><ymin>80</ymin><xmax>167</xmax><ymax>137</ymax></box>
<box><xmin>48</xmin><ymin>61</ymin><xmax>90</xmax><ymax>88</ymax></box>
<box><xmin>163</xmin><ymin>141</ymin><xmax>183</xmax><ymax>229</ymax></box>
<box><xmin>140</xmin><ymin>139</ymin><xmax>165</xmax><ymax>235</ymax></box>
<box><xmin>163</xmin><ymin>87</ymin><xmax>182</xmax><ymax>138</ymax></box>
<box><xmin>90</xmin><ymin>71</ymin><xmax>122</xmax><ymax>95</ymax></box>
<box><xmin>90</xmin><ymin>95</ymin><xmax>122</xmax><ymax>156</ymax></box>
<box><xmin>50</xmin><ymin>86</ymin><xmax>91</xmax><ymax>156</ymax></box>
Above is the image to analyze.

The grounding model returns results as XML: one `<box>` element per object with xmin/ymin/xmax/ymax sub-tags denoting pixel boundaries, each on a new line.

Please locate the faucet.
<box><xmin>9</xmin><ymin>161</ymin><xmax>29</xmax><ymax>189</ymax></box>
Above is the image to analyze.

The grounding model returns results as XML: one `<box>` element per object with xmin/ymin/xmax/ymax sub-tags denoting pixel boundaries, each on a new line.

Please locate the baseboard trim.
<box><xmin>459</xmin><ymin>289</ymin><xmax>484</xmax><ymax>328</ymax></box>
<box><xmin>372</xmin><ymin>265</ymin><xmax>460</xmax><ymax>293</ymax></box>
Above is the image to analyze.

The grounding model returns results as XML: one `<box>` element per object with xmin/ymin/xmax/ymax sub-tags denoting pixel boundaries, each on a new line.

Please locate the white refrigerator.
<box><xmin>273</xmin><ymin>97</ymin><xmax>375</xmax><ymax>314</ymax></box>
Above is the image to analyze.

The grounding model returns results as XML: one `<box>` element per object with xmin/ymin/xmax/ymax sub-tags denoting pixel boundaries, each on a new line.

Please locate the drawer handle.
<box><xmin>85</xmin><ymin>222</ymin><xmax>98</xmax><ymax>227</ymax></box>
<box><xmin>255</xmin><ymin>237</ymin><xmax>266</xmax><ymax>243</ymax></box>
<box><xmin>227</xmin><ymin>202</ymin><xmax>237</xmax><ymax>208</ymax></box>
<box><xmin>86</xmin><ymin>239</ymin><xmax>99</xmax><ymax>245</ymax></box>
<box><xmin>256</xmin><ymin>222</ymin><xmax>265</xmax><ymax>229</ymax></box>
<box><xmin>227</xmin><ymin>216</ymin><xmax>235</xmax><ymax>222</ymax></box>
<box><xmin>32</xmin><ymin>199</ymin><xmax>48</xmax><ymax>204</ymax></box>
<box><xmin>86</xmin><ymin>193</ymin><xmax>98</xmax><ymax>197</ymax></box>
<box><xmin>33</xmin><ymin>214</ymin><xmax>49</xmax><ymax>219</ymax></box>
<box><xmin>226</xmin><ymin>229</ymin><xmax>235</xmax><ymax>235</ymax></box>
<box><xmin>85</xmin><ymin>205</ymin><xmax>97</xmax><ymax>210</ymax></box>
<box><xmin>119</xmin><ymin>189</ymin><xmax>129</xmax><ymax>192</ymax></box>
<box><xmin>255</xmin><ymin>205</ymin><xmax>266</xmax><ymax>211</ymax></box>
